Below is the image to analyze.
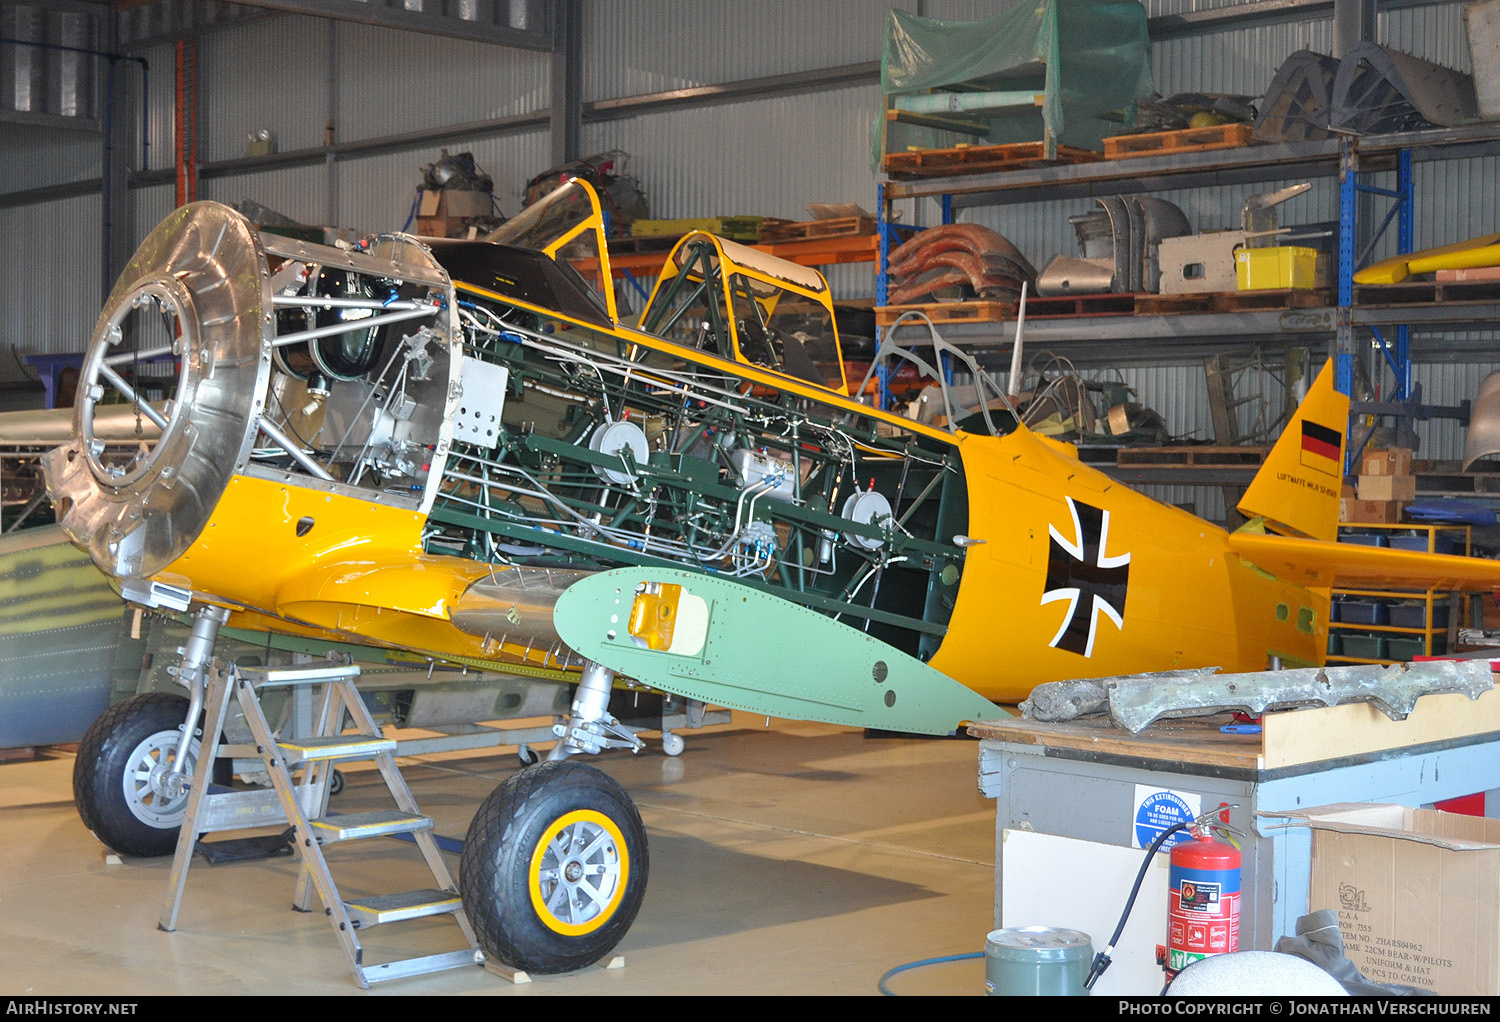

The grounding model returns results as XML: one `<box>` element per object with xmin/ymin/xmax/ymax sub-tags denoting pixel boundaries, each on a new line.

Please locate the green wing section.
<box><xmin>553</xmin><ymin>567</ymin><xmax>1005</xmax><ymax>735</ymax></box>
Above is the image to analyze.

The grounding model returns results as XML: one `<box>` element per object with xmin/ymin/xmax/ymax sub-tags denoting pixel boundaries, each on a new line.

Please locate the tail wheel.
<box><xmin>72</xmin><ymin>692</ymin><xmax>215</xmax><ymax>857</ymax></box>
<box><xmin>460</xmin><ymin>760</ymin><xmax>649</xmax><ymax>974</ymax></box>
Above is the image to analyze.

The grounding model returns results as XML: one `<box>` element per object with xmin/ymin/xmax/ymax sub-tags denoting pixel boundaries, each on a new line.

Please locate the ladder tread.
<box><xmin>278</xmin><ymin>733</ymin><xmax>396</xmax><ymax>761</ymax></box>
<box><xmin>345</xmin><ymin>888</ymin><xmax>463</xmax><ymax>927</ymax></box>
<box><xmin>308</xmin><ymin>810</ymin><xmax>433</xmax><ymax>842</ymax></box>
<box><xmin>359</xmin><ymin>949</ymin><xmax>482</xmax><ymax>983</ymax></box>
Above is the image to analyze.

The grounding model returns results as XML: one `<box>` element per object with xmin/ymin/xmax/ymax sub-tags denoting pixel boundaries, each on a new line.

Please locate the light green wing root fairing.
<box><xmin>553</xmin><ymin>568</ymin><xmax>1007</xmax><ymax>734</ymax></box>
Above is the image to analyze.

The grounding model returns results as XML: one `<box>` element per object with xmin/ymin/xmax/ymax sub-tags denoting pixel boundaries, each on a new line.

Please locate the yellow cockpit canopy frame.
<box><xmin>485</xmin><ymin>178</ymin><xmax>619</xmax><ymax>324</ymax></box>
<box><xmin>640</xmin><ymin>231</ymin><xmax>849</xmax><ymax>395</ymax></box>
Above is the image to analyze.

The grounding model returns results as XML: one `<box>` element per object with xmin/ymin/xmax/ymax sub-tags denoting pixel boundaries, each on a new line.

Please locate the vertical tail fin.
<box><xmin>1236</xmin><ymin>360</ymin><xmax>1348</xmax><ymax>541</ymax></box>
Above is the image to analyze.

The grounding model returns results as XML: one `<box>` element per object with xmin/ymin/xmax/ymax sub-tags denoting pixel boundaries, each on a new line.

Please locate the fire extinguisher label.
<box><xmin>1179</xmin><ymin>879</ymin><xmax>1220</xmax><ymax>912</ymax></box>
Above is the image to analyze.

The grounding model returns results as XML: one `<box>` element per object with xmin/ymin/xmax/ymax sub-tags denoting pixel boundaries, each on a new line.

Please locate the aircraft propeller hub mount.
<box><xmin>45</xmin><ymin>202</ymin><xmax>273</xmax><ymax>579</ymax></box>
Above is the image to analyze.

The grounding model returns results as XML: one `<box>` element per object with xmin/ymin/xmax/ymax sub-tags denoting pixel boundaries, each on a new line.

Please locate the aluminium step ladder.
<box><xmin>158</xmin><ymin>658</ymin><xmax>483</xmax><ymax>988</ymax></box>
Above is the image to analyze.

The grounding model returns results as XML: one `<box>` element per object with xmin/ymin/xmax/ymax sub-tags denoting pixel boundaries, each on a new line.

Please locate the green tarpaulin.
<box><xmin>879</xmin><ymin>1</ymin><xmax>1153</xmax><ymax>164</ymax></box>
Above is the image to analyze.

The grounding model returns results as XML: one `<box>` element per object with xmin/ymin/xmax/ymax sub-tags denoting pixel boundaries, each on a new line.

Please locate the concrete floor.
<box><xmin>0</xmin><ymin>715</ymin><xmax>996</xmax><ymax>996</ymax></box>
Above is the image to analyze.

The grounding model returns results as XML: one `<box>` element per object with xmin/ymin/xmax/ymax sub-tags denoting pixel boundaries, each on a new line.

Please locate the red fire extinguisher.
<box><xmin>1166</xmin><ymin>827</ymin><xmax>1241</xmax><ymax>980</ymax></box>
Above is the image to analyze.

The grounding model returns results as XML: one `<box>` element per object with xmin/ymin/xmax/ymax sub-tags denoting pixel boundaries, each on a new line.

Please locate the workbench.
<box><xmin>970</xmin><ymin>689</ymin><xmax>1500</xmax><ymax>990</ymax></box>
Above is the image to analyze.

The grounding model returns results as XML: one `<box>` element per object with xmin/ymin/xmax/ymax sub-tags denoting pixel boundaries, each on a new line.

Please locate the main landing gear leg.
<box><xmin>73</xmin><ymin>604</ymin><xmax>231</xmax><ymax>857</ymax></box>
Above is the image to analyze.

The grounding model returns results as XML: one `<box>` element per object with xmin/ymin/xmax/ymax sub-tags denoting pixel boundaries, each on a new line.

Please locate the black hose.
<box><xmin>1083</xmin><ymin>819</ymin><xmax>1193</xmax><ymax>990</ymax></box>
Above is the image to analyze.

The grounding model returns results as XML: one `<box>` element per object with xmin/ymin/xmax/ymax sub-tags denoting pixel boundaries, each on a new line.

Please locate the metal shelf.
<box><xmin>878</xmin><ymin>123</ymin><xmax>1500</xmax><ymax>373</ymax></box>
<box><xmin>891</xmin><ymin>301</ymin><xmax>1500</xmax><ymax>367</ymax></box>
<box><xmin>883</xmin><ymin>124</ymin><xmax>1500</xmax><ymax>208</ymax></box>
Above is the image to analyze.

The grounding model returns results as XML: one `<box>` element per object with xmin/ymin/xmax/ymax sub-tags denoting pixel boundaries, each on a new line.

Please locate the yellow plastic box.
<box><xmin>1235</xmin><ymin>245</ymin><xmax>1318</xmax><ymax>290</ymax></box>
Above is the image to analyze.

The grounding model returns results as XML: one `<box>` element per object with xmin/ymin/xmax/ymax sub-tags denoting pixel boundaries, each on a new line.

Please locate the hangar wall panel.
<box><xmin>1382</xmin><ymin>2</ymin><xmax>1472</xmax><ymax>70</ymax></box>
<box><xmin>132</xmin><ymin>182</ymin><xmax>174</xmax><ymax>242</ymax></box>
<box><xmin>198</xmin><ymin>14</ymin><xmax>331</xmax><ymax>161</ymax></box>
<box><xmin>583</xmin><ymin>84</ymin><xmax>883</xmax><ymax>226</ymax></box>
<box><xmin>2</xmin><ymin>127</ymin><xmax>101</xmax><ymax>192</ymax></box>
<box><xmin>0</xmin><ymin>193</ymin><xmax>102</xmax><ymax>358</ymax></box>
<box><xmin>582</xmin><ymin>0</ymin><xmax>905</xmax><ymax>100</ymax></box>
<box><xmin>138</xmin><ymin>41</ymin><xmax>176</xmax><ymax>174</ymax></box>
<box><xmin>1152</xmin><ymin>20</ymin><xmax>1334</xmax><ymax>97</ymax></box>
<box><xmin>333</xmin><ymin>20</ymin><xmax>549</xmax><ymax>142</ymax></box>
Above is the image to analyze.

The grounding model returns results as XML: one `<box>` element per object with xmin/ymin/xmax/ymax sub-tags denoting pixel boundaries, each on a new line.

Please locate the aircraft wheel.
<box><xmin>460</xmin><ymin>760</ymin><xmax>649</xmax><ymax>974</ymax></box>
<box><xmin>73</xmin><ymin>693</ymin><xmax>214</xmax><ymax>857</ymax></box>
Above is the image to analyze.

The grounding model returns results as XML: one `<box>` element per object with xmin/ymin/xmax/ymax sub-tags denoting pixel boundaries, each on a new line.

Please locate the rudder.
<box><xmin>1236</xmin><ymin>360</ymin><xmax>1348</xmax><ymax>541</ymax></box>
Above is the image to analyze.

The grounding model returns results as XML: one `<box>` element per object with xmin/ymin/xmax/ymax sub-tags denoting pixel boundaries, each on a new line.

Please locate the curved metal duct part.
<box><xmin>1461</xmin><ymin>370</ymin><xmax>1500</xmax><ymax>471</ymax></box>
<box><xmin>1133</xmin><ymin>197</ymin><xmax>1191</xmax><ymax>293</ymax></box>
<box><xmin>1330</xmin><ymin>43</ymin><xmax>1477</xmax><ymax>134</ymax></box>
<box><xmin>1253</xmin><ymin>49</ymin><xmax>1339</xmax><ymax>143</ymax></box>
<box><xmin>1097</xmin><ymin>196</ymin><xmax>1131</xmax><ymax>292</ymax></box>
<box><xmin>1036</xmin><ymin>256</ymin><xmax>1115</xmax><ymax>296</ymax></box>
<box><xmin>43</xmin><ymin>202</ymin><xmax>274</xmax><ymax>579</ymax></box>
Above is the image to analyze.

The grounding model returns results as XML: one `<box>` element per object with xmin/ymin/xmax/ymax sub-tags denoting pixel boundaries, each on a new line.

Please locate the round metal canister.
<box><xmin>984</xmin><ymin>926</ymin><xmax>1093</xmax><ymax>996</ymax></box>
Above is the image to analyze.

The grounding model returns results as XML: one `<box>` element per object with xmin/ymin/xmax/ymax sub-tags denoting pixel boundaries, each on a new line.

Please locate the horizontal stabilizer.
<box><xmin>1229</xmin><ymin>532</ymin><xmax>1500</xmax><ymax>591</ymax></box>
<box><xmin>553</xmin><ymin>568</ymin><xmax>1005</xmax><ymax>734</ymax></box>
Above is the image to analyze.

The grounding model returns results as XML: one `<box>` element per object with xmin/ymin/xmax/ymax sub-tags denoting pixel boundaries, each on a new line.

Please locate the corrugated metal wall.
<box><xmin>0</xmin><ymin>0</ymin><xmax>1496</xmax><ymax>472</ymax></box>
<box><xmin>582</xmin><ymin>0</ymin><xmax>898</xmax><ymax>97</ymax></box>
<box><xmin>1</xmin><ymin>193</ymin><xmax>103</xmax><ymax>360</ymax></box>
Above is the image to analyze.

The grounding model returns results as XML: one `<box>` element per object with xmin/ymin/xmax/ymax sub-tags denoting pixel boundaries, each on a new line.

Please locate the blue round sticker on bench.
<box><xmin>1136</xmin><ymin>790</ymin><xmax>1194</xmax><ymax>849</ymax></box>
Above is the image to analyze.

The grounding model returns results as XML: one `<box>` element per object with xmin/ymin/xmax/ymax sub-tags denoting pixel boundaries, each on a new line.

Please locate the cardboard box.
<box><xmin>416</xmin><ymin>188</ymin><xmax>492</xmax><ymax>219</ymax></box>
<box><xmin>1362</xmin><ymin>448</ymin><xmax>1414</xmax><ymax>476</ymax></box>
<box><xmin>1281</xmin><ymin>803</ymin><xmax>1500</xmax><ymax>994</ymax></box>
<box><xmin>1358</xmin><ymin>474</ymin><xmax>1417</xmax><ymax>502</ymax></box>
<box><xmin>415</xmin><ymin>215</ymin><xmax>481</xmax><ymax>239</ymax></box>
<box><xmin>1342</xmin><ymin>498</ymin><xmax>1404</xmax><ymax>524</ymax></box>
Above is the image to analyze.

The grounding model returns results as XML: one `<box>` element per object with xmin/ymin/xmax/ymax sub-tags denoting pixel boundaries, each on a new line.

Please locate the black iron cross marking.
<box><xmin>1041</xmin><ymin>496</ymin><xmax>1130</xmax><ymax>658</ymax></box>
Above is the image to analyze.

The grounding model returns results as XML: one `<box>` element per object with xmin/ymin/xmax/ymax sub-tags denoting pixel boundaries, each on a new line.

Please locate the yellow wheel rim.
<box><xmin>528</xmin><ymin>808</ymin><xmax>630</xmax><ymax>936</ymax></box>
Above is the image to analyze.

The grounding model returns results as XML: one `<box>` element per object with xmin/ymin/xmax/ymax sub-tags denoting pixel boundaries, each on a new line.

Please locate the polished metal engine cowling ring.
<box><xmin>44</xmin><ymin>202</ymin><xmax>274</xmax><ymax>578</ymax></box>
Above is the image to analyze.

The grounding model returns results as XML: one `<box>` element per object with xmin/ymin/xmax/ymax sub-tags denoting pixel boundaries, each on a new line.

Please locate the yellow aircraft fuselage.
<box><xmin>147</xmin><ymin>380</ymin><xmax>1328</xmax><ymax>706</ymax></box>
<box><xmin>933</xmin><ymin>428</ymin><xmax>1328</xmax><ymax>697</ymax></box>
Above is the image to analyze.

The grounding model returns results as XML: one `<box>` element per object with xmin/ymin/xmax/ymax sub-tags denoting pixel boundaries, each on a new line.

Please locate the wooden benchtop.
<box><xmin>969</xmin><ymin>687</ymin><xmax>1500</xmax><ymax>773</ymax></box>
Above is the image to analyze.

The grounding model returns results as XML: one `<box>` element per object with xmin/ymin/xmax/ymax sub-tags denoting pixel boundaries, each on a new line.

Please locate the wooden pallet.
<box><xmin>883</xmin><ymin>141</ymin><xmax>1103</xmax><ymax>179</ymax></box>
<box><xmin>1135</xmin><ymin>288</ymin><xmax>1332</xmax><ymax>315</ymax></box>
<box><xmin>1103</xmin><ymin>123</ymin><xmax>1254</xmax><ymax>160</ymax></box>
<box><xmin>760</xmin><ymin>215</ymin><xmax>876</xmax><ymax>243</ymax></box>
<box><xmin>1355</xmin><ymin>280</ymin><xmax>1500</xmax><ymax>306</ymax></box>
<box><xmin>874</xmin><ymin>301</ymin><xmax>1015</xmax><ymax>327</ymax></box>
<box><xmin>1026</xmin><ymin>292</ymin><xmax>1137</xmax><ymax>318</ymax></box>
<box><xmin>1116</xmin><ymin>445</ymin><xmax>1270</xmax><ymax>469</ymax></box>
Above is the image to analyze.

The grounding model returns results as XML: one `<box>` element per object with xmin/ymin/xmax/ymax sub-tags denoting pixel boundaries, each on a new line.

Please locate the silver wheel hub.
<box><xmin>123</xmin><ymin>728</ymin><xmax>199</xmax><ymax>828</ymax></box>
<box><xmin>537</xmin><ymin>819</ymin><xmax>622</xmax><ymax>925</ymax></box>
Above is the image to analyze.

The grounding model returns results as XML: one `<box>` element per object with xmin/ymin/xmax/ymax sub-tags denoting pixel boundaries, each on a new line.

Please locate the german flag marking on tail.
<box><xmin>1300</xmin><ymin>420</ymin><xmax>1342</xmax><ymax>475</ymax></box>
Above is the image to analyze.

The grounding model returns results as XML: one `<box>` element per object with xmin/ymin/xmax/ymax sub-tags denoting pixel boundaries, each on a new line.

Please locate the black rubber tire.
<box><xmin>73</xmin><ymin>692</ymin><xmax>216</xmax><ymax>858</ymax></box>
<box><xmin>460</xmin><ymin>760</ymin><xmax>649</xmax><ymax>974</ymax></box>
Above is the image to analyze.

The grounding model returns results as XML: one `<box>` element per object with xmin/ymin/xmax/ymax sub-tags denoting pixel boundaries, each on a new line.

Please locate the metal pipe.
<box><xmin>271</xmin><ymin>295</ymin><xmax>424</xmax><ymax>311</ymax></box>
<box><xmin>271</xmin><ymin>304</ymin><xmax>437</xmax><ymax>348</ymax></box>
<box><xmin>95</xmin><ymin>363</ymin><xmax>170</xmax><ymax>430</ymax></box>
<box><xmin>256</xmin><ymin>415</ymin><xmax>335</xmax><ymax>481</ymax></box>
